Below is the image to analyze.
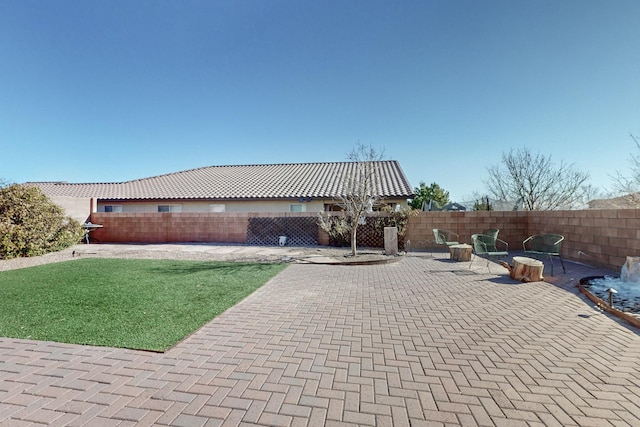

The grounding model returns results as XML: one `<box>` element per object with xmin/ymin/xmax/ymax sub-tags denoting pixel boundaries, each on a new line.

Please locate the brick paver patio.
<box><xmin>1</xmin><ymin>251</ymin><xmax>640</xmax><ymax>426</ymax></box>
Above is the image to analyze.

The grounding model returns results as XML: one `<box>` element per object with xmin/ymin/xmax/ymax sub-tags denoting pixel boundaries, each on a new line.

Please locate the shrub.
<box><xmin>317</xmin><ymin>212</ymin><xmax>351</xmax><ymax>247</ymax></box>
<box><xmin>0</xmin><ymin>184</ymin><xmax>84</xmax><ymax>259</ymax></box>
<box><xmin>318</xmin><ymin>206</ymin><xmax>418</xmax><ymax>250</ymax></box>
<box><xmin>371</xmin><ymin>206</ymin><xmax>419</xmax><ymax>250</ymax></box>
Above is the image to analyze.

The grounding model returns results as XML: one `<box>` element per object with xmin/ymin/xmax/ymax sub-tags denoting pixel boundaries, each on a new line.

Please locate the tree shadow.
<box><xmin>150</xmin><ymin>261</ymin><xmax>283</xmax><ymax>276</ymax></box>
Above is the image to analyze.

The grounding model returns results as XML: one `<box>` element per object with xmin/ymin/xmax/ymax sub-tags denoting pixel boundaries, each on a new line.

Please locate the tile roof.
<box><xmin>29</xmin><ymin>161</ymin><xmax>414</xmax><ymax>201</ymax></box>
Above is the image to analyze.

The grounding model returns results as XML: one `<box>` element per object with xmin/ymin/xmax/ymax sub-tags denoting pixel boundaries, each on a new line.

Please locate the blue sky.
<box><xmin>1</xmin><ymin>0</ymin><xmax>638</xmax><ymax>202</ymax></box>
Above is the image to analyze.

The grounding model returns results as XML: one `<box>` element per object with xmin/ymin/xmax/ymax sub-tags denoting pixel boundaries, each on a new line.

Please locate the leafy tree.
<box><xmin>473</xmin><ymin>196</ymin><xmax>493</xmax><ymax>211</ymax></box>
<box><xmin>0</xmin><ymin>184</ymin><xmax>84</xmax><ymax>259</ymax></box>
<box><xmin>409</xmin><ymin>182</ymin><xmax>450</xmax><ymax>210</ymax></box>
<box><xmin>318</xmin><ymin>143</ymin><xmax>385</xmax><ymax>256</ymax></box>
<box><xmin>485</xmin><ymin>147</ymin><xmax>590</xmax><ymax>210</ymax></box>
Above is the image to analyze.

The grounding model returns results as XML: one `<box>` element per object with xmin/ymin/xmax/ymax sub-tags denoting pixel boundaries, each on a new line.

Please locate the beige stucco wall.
<box><xmin>46</xmin><ymin>195</ymin><xmax>410</xmax><ymax>224</ymax></box>
<box><xmin>96</xmin><ymin>198</ymin><xmax>410</xmax><ymax>213</ymax></box>
<box><xmin>96</xmin><ymin>200</ymin><xmax>324</xmax><ymax>213</ymax></box>
<box><xmin>50</xmin><ymin>196</ymin><xmax>93</xmax><ymax>223</ymax></box>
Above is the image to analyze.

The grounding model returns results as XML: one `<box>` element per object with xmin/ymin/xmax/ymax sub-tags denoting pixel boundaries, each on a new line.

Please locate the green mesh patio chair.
<box><xmin>432</xmin><ymin>229</ymin><xmax>459</xmax><ymax>255</ymax></box>
<box><xmin>470</xmin><ymin>233</ymin><xmax>509</xmax><ymax>272</ymax></box>
<box><xmin>523</xmin><ymin>233</ymin><xmax>566</xmax><ymax>275</ymax></box>
<box><xmin>479</xmin><ymin>228</ymin><xmax>500</xmax><ymax>252</ymax></box>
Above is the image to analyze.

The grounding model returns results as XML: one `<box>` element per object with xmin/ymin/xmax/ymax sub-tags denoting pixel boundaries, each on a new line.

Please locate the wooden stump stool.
<box><xmin>449</xmin><ymin>244</ymin><xmax>473</xmax><ymax>262</ymax></box>
<box><xmin>508</xmin><ymin>256</ymin><xmax>544</xmax><ymax>282</ymax></box>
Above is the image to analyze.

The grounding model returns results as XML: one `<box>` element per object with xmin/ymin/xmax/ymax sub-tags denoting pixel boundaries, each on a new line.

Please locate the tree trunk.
<box><xmin>506</xmin><ymin>256</ymin><xmax>544</xmax><ymax>282</ymax></box>
<box><xmin>351</xmin><ymin>226</ymin><xmax>357</xmax><ymax>256</ymax></box>
<box><xmin>449</xmin><ymin>244</ymin><xmax>472</xmax><ymax>261</ymax></box>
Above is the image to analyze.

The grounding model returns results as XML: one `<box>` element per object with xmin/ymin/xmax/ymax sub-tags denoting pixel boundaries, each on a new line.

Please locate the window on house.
<box><xmin>158</xmin><ymin>205</ymin><xmax>182</xmax><ymax>212</ymax></box>
<box><xmin>324</xmin><ymin>203</ymin><xmax>344</xmax><ymax>211</ymax></box>
<box><xmin>290</xmin><ymin>204</ymin><xmax>306</xmax><ymax>212</ymax></box>
<box><xmin>209</xmin><ymin>204</ymin><xmax>226</xmax><ymax>212</ymax></box>
<box><xmin>103</xmin><ymin>205</ymin><xmax>123</xmax><ymax>213</ymax></box>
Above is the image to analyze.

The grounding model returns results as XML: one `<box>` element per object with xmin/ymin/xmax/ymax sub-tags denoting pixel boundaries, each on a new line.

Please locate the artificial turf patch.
<box><xmin>0</xmin><ymin>258</ymin><xmax>286</xmax><ymax>351</ymax></box>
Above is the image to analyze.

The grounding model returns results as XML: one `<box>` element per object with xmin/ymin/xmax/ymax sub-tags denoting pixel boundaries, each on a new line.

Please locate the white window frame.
<box><xmin>158</xmin><ymin>204</ymin><xmax>182</xmax><ymax>213</ymax></box>
<box><xmin>103</xmin><ymin>205</ymin><xmax>123</xmax><ymax>213</ymax></box>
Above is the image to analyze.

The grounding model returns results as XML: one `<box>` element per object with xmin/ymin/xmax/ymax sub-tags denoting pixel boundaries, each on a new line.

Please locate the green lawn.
<box><xmin>0</xmin><ymin>258</ymin><xmax>286</xmax><ymax>352</ymax></box>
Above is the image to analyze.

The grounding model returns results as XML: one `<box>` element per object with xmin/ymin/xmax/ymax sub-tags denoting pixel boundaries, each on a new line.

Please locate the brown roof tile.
<box><xmin>29</xmin><ymin>161</ymin><xmax>414</xmax><ymax>201</ymax></box>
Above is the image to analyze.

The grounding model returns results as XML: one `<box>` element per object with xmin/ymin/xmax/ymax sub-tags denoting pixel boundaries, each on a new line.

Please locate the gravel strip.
<box><xmin>0</xmin><ymin>243</ymin><xmax>393</xmax><ymax>271</ymax></box>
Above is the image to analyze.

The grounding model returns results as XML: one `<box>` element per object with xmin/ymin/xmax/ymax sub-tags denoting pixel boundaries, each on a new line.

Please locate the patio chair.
<box><xmin>432</xmin><ymin>228</ymin><xmax>460</xmax><ymax>257</ymax></box>
<box><xmin>432</xmin><ymin>229</ymin><xmax>459</xmax><ymax>255</ymax></box>
<box><xmin>479</xmin><ymin>228</ymin><xmax>500</xmax><ymax>251</ymax></box>
<box><xmin>470</xmin><ymin>233</ymin><xmax>509</xmax><ymax>272</ymax></box>
<box><xmin>523</xmin><ymin>233</ymin><xmax>566</xmax><ymax>275</ymax></box>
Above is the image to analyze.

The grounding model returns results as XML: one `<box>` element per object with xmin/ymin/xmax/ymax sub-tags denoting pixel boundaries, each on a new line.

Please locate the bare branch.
<box><xmin>337</xmin><ymin>143</ymin><xmax>386</xmax><ymax>255</ymax></box>
<box><xmin>485</xmin><ymin>147</ymin><xmax>590</xmax><ymax>210</ymax></box>
<box><xmin>611</xmin><ymin>134</ymin><xmax>640</xmax><ymax>205</ymax></box>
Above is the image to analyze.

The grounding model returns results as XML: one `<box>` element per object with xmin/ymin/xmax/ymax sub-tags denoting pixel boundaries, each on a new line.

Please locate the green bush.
<box><xmin>0</xmin><ymin>184</ymin><xmax>84</xmax><ymax>259</ymax></box>
<box><xmin>371</xmin><ymin>206</ymin><xmax>418</xmax><ymax>250</ymax></box>
<box><xmin>317</xmin><ymin>212</ymin><xmax>351</xmax><ymax>247</ymax></box>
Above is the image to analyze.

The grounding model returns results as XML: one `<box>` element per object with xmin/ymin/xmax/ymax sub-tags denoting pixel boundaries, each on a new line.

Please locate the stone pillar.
<box><xmin>384</xmin><ymin>227</ymin><xmax>398</xmax><ymax>256</ymax></box>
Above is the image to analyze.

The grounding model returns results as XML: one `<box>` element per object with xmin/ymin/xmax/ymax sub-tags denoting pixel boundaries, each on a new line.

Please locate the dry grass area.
<box><xmin>0</xmin><ymin>243</ymin><xmax>399</xmax><ymax>271</ymax></box>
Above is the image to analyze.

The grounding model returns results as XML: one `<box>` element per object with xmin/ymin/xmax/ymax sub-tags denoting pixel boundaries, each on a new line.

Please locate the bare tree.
<box><xmin>485</xmin><ymin>147</ymin><xmax>590</xmax><ymax>210</ymax></box>
<box><xmin>578</xmin><ymin>183</ymin><xmax>608</xmax><ymax>209</ymax></box>
<box><xmin>343</xmin><ymin>144</ymin><xmax>385</xmax><ymax>255</ymax></box>
<box><xmin>318</xmin><ymin>143</ymin><xmax>385</xmax><ymax>256</ymax></box>
<box><xmin>612</xmin><ymin>134</ymin><xmax>640</xmax><ymax>205</ymax></box>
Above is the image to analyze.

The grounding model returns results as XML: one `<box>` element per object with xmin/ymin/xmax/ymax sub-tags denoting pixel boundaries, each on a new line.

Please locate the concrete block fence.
<box><xmin>526</xmin><ymin>209</ymin><xmax>640</xmax><ymax>272</ymax></box>
<box><xmin>90</xmin><ymin>209</ymin><xmax>640</xmax><ymax>271</ymax></box>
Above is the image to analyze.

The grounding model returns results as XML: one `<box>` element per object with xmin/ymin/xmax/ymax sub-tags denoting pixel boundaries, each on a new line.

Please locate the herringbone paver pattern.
<box><xmin>1</xmin><ymin>253</ymin><xmax>640</xmax><ymax>426</ymax></box>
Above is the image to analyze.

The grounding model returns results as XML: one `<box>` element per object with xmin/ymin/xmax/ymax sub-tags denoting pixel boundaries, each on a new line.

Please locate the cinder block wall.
<box><xmin>526</xmin><ymin>209</ymin><xmax>640</xmax><ymax>272</ymax></box>
<box><xmin>90</xmin><ymin>209</ymin><xmax>640</xmax><ymax>272</ymax></box>
<box><xmin>90</xmin><ymin>212</ymin><xmax>318</xmax><ymax>245</ymax></box>
<box><xmin>405</xmin><ymin>211</ymin><xmax>529</xmax><ymax>249</ymax></box>
<box><xmin>91</xmin><ymin>212</ymin><xmax>251</xmax><ymax>243</ymax></box>
<box><xmin>406</xmin><ymin>209</ymin><xmax>640</xmax><ymax>271</ymax></box>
